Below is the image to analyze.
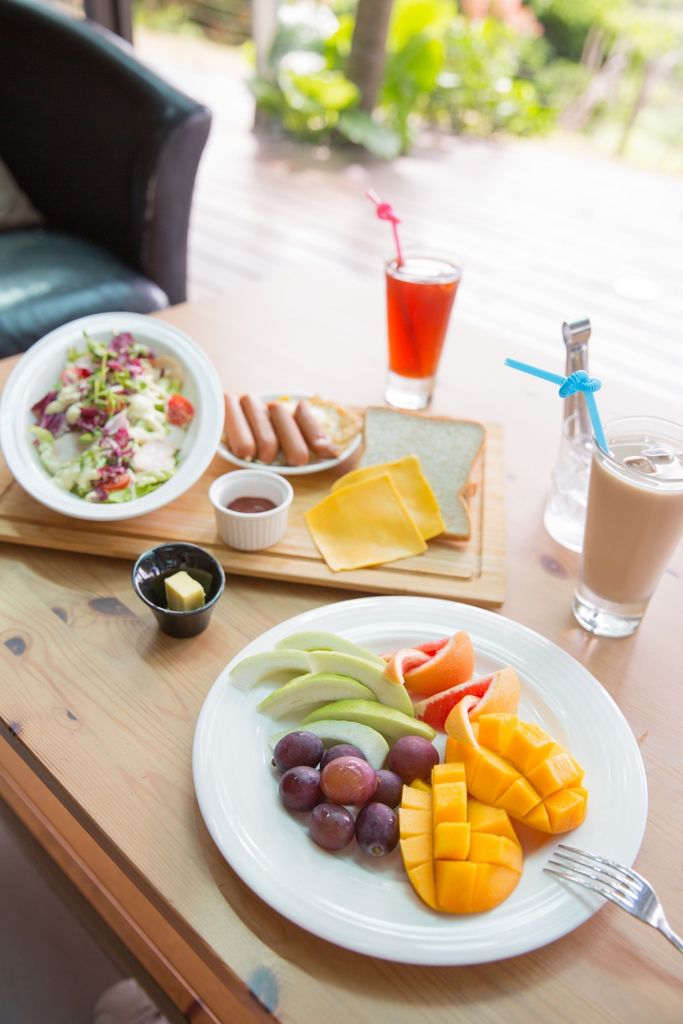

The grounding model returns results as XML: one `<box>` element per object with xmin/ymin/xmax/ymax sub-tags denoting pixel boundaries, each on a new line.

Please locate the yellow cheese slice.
<box><xmin>332</xmin><ymin>455</ymin><xmax>445</xmax><ymax>541</ymax></box>
<box><xmin>305</xmin><ymin>473</ymin><xmax>427</xmax><ymax>571</ymax></box>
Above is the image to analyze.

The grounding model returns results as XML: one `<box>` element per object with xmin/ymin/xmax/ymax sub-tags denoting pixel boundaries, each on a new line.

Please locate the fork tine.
<box><xmin>544</xmin><ymin>866</ymin><xmax>630</xmax><ymax>910</ymax></box>
<box><xmin>551</xmin><ymin>850</ymin><xmax>640</xmax><ymax>897</ymax></box>
<box><xmin>558</xmin><ymin>845</ymin><xmax>644</xmax><ymax>885</ymax></box>
<box><xmin>547</xmin><ymin>857</ymin><xmax>635</xmax><ymax>900</ymax></box>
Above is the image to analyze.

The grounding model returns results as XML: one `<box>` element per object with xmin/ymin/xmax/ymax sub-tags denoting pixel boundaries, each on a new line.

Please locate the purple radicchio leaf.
<box><xmin>76</xmin><ymin>406</ymin><xmax>108</xmax><ymax>431</ymax></box>
<box><xmin>31</xmin><ymin>391</ymin><xmax>66</xmax><ymax>437</ymax></box>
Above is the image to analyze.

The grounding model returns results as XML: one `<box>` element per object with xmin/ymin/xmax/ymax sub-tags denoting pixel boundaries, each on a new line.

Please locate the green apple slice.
<box><xmin>229</xmin><ymin>649</ymin><xmax>311</xmax><ymax>691</ymax></box>
<box><xmin>303</xmin><ymin>699</ymin><xmax>435</xmax><ymax>744</ymax></box>
<box><xmin>306</xmin><ymin>651</ymin><xmax>414</xmax><ymax>717</ymax></box>
<box><xmin>268</xmin><ymin>720</ymin><xmax>390</xmax><ymax>770</ymax></box>
<box><xmin>257</xmin><ymin>673</ymin><xmax>376</xmax><ymax>720</ymax></box>
<box><xmin>275</xmin><ymin>631</ymin><xmax>385</xmax><ymax>666</ymax></box>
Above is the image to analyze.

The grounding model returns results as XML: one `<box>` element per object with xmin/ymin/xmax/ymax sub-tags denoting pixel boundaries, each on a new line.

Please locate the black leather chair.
<box><xmin>0</xmin><ymin>0</ymin><xmax>211</xmax><ymax>356</ymax></box>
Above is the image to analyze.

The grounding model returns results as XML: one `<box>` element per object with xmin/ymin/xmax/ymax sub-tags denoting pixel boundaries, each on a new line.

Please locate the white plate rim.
<box><xmin>0</xmin><ymin>312</ymin><xmax>224</xmax><ymax>521</ymax></box>
<box><xmin>217</xmin><ymin>393</ymin><xmax>362</xmax><ymax>475</ymax></box>
<box><xmin>192</xmin><ymin>596</ymin><xmax>648</xmax><ymax>965</ymax></box>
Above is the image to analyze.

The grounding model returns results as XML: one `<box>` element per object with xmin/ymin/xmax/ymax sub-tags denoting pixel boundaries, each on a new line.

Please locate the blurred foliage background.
<box><xmin>133</xmin><ymin>0</ymin><xmax>683</xmax><ymax>171</ymax></box>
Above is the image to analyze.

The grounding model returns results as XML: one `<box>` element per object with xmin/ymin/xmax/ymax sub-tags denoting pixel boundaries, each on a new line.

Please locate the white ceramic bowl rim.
<box><xmin>0</xmin><ymin>312</ymin><xmax>224</xmax><ymax>522</ymax></box>
<box><xmin>209</xmin><ymin>470</ymin><xmax>294</xmax><ymax>520</ymax></box>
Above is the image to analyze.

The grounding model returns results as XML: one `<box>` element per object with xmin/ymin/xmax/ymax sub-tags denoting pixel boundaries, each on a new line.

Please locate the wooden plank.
<box><xmin>0</xmin><ymin>414</ymin><xmax>506</xmax><ymax>606</ymax></box>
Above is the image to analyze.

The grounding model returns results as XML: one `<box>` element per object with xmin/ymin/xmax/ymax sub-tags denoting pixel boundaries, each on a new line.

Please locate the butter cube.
<box><xmin>164</xmin><ymin>571</ymin><xmax>205</xmax><ymax>611</ymax></box>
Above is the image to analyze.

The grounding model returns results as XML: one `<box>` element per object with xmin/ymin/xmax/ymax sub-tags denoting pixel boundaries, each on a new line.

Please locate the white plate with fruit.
<box><xmin>192</xmin><ymin>596</ymin><xmax>647</xmax><ymax>964</ymax></box>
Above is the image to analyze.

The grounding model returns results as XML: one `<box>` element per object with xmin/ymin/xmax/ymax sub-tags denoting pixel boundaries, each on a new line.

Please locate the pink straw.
<box><xmin>367</xmin><ymin>189</ymin><xmax>404</xmax><ymax>266</ymax></box>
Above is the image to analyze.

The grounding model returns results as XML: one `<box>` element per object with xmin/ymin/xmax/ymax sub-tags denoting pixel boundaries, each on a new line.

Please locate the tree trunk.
<box><xmin>346</xmin><ymin>0</ymin><xmax>395</xmax><ymax>113</ymax></box>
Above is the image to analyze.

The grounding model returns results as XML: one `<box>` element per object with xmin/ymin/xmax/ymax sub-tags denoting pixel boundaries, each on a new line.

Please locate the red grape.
<box><xmin>355</xmin><ymin>803</ymin><xmax>399</xmax><ymax>857</ymax></box>
<box><xmin>320</xmin><ymin>743</ymin><xmax>367</xmax><ymax>770</ymax></box>
<box><xmin>373</xmin><ymin>769</ymin><xmax>403</xmax><ymax>808</ymax></box>
<box><xmin>321</xmin><ymin>756</ymin><xmax>377</xmax><ymax>806</ymax></box>
<box><xmin>279</xmin><ymin>766</ymin><xmax>322</xmax><ymax>811</ymax></box>
<box><xmin>272</xmin><ymin>731</ymin><xmax>324</xmax><ymax>772</ymax></box>
<box><xmin>386</xmin><ymin>736</ymin><xmax>439</xmax><ymax>784</ymax></box>
<box><xmin>309</xmin><ymin>803</ymin><xmax>355</xmax><ymax>850</ymax></box>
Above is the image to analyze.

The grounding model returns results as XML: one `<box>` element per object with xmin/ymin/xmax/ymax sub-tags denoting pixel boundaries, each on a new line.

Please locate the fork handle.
<box><xmin>658</xmin><ymin>920</ymin><xmax>683</xmax><ymax>954</ymax></box>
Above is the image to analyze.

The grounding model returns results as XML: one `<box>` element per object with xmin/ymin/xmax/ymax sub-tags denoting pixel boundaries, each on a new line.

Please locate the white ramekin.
<box><xmin>208</xmin><ymin>470</ymin><xmax>293</xmax><ymax>551</ymax></box>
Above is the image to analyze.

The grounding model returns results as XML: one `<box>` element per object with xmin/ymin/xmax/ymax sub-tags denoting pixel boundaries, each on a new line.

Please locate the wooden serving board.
<box><xmin>0</xmin><ymin>423</ymin><xmax>505</xmax><ymax>606</ymax></box>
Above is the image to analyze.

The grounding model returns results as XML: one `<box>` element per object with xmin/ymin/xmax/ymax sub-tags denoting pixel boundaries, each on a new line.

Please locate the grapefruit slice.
<box><xmin>403</xmin><ymin>632</ymin><xmax>475</xmax><ymax>697</ymax></box>
<box><xmin>413</xmin><ymin>677</ymin><xmax>492</xmax><ymax>731</ymax></box>
<box><xmin>444</xmin><ymin>667</ymin><xmax>521</xmax><ymax>740</ymax></box>
<box><xmin>444</xmin><ymin>695</ymin><xmax>480</xmax><ymax>745</ymax></box>
<box><xmin>384</xmin><ymin>648</ymin><xmax>431</xmax><ymax>684</ymax></box>
<box><xmin>469</xmin><ymin>667</ymin><xmax>520</xmax><ymax>720</ymax></box>
<box><xmin>414</xmin><ymin>638</ymin><xmax>449</xmax><ymax>657</ymax></box>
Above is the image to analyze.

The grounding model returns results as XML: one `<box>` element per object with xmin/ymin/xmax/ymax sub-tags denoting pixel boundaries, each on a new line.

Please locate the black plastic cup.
<box><xmin>131</xmin><ymin>542</ymin><xmax>225</xmax><ymax>638</ymax></box>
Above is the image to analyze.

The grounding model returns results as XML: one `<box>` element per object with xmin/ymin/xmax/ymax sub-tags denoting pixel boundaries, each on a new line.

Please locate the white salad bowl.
<box><xmin>0</xmin><ymin>312</ymin><xmax>224</xmax><ymax>521</ymax></box>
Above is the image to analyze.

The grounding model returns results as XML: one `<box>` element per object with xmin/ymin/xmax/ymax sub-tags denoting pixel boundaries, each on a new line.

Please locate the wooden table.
<box><xmin>1</xmin><ymin>271</ymin><xmax>681</xmax><ymax>1024</ymax></box>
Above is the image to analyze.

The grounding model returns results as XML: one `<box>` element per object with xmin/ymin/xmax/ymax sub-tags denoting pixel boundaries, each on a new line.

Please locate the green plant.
<box><xmin>427</xmin><ymin>15</ymin><xmax>559</xmax><ymax>136</ymax></box>
<box><xmin>381</xmin><ymin>0</ymin><xmax>452</xmax><ymax>148</ymax></box>
<box><xmin>529</xmin><ymin>0</ymin><xmax>623</xmax><ymax>62</ymax></box>
<box><xmin>248</xmin><ymin>0</ymin><xmax>582</xmax><ymax>156</ymax></box>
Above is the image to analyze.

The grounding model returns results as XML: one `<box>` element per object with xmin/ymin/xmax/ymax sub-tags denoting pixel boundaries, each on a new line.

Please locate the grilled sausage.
<box><xmin>239</xmin><ymin>394</ymin><xmax>279</xmax><ymax>463</ymax></box>
<box><xmin>268</xmin><ymin>402</ymin><xmax>310</xmax><ymax>466</ymax></box>
<box><xmin>224</xmin><ymin>394</ymin><xmax>256</xmax><ymax>461</ymax></box>
<box><xmin>294</xmin><ymin>399</ymin><xmax>338</xmax><ymax>459</ymax></box>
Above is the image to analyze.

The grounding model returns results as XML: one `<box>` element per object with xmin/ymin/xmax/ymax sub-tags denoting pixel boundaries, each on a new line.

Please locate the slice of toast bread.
<box><xmin>359</xmin><ymin>408</ymin><xmax>486</xmax><ymax>540</ymax></box>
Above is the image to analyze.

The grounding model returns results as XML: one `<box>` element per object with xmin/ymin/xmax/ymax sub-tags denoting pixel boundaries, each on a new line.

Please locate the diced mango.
<box><xmin>470</xmin><ymin>864</ymin><xmax>520</xmax><ymax>914</ymax></box>
<box><xmin>469</xmin><ymin>833</ymin><xmax>523</xmax><ymax>874</ymax></box>
<box><xmin>522</xmin><ymin>802</ymin><xmax>550</xmax><ymax>831</ymax></box>
<box><xmin>447</xmin><ymin>717</ymin><xmax>588</xmax><ymax>837</ymax></box>
<box><xmin>435</xmin><ymin>861</ymin><xmax>478</xmax><ymax>913</ymax></box>
<box><xmin>545</xmin><ymin>787</ymin><xmax>588</xmax><ymax>833</ymax></box>
<box><xmin>477</xmin><ymin>713</ymin><xmax>519</xmax><ymax>753</ymax></box>
<box><xmin>468</xmin><ymin>749</ymin><xmax>519</xmax><ymax>803</ymax></box>
<box><xmin>432</xmin><ymin>762</ymin><xmax>465</xmax><ymax>784</ymax></box>
<box><xmin>410</xmin><ymin>778</ymin><xmax>432</xmax><ymax>792</ymax></box>
<box><xmin>400</xmin><ymin>762</ymin><xmax>523</xmax><ymax>915</ymax></box>
<box><xmin>448</xmin><ymin>737</ymin><xmax>480</xmax><ymax>775</ymax></box>
<box><xmin>527</xmin><ymin>751</ymin><xmax>584</xmax><ymax>798</ymax></box>
<box><xmin>401</xmin><ymin>785</ymin><xmax>431</xmax><ymax>810</ymax></box>
<box><xmin>432</xmin><ymin>781</ymin><xmax>467</xmax><ymax>826</ymax></box>
<box><xmin>467</xmin><ymin>800</ymin><xmax>520</xmax><ymax>843</ymax></box>
<box><xmin>398</xmin><ymin>807</ymin><xmax>432</xmax><ymax>838</ymax></box>
<box><xmin>408</xmin><ymin>862</ymin><xmax>437</xmax><ymax>909</ymax></box>
<box><xmin>445</xmin><ymin>737</ymin><xmax>459</xmax><ymax>764</ymax></box>
<box><xmin>400</xmin><ymin>834</ymin><xmax>433</xmax><ymax>870</ymax></box>
<box><xmin>434</xmin><ymin>822</ymin><xmax>471</xmax><ymax>861</ymax></box>
<box><xmin>503</xmin><ymin>720</ymin><xmax>557</xmax><ymax>774</ymax></box>
<box><xmin>498</xmin><ymin>776</ymin><xmax>539</xmax><ymax>818</ymax></box>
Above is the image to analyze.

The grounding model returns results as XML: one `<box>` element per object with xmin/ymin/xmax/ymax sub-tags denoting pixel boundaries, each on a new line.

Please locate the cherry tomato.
<box><xmin>60</xmin><ymin>366</ymin><xmax>91</xmax><ymax>386</ymax></box>
<box><xmin>102</xmin><ymin>472</ymin><xmax>130</xmax><ymax>493</ymax></box>
<box><xmin>167</xmin><ymin>393</ymin><xmax>194</xmax><ymax>426</ymax></box>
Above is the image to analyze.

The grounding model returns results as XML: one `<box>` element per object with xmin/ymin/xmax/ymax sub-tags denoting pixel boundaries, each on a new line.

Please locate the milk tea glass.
<box><xmin>384</xmin><ymin>249</ymin><xmax>461</xmax><ymax>410</ymax></box>
<box><xmin>573</xmin><ymin>416</ymin><xmax>683</xmax><ymax>638</ymax></box>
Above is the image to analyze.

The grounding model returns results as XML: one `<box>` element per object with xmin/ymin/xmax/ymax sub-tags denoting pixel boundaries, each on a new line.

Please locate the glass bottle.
<box><xmin>543</xmin><ymin>319</ymin><xmax>593</xmax><ymax>553</ymax></box>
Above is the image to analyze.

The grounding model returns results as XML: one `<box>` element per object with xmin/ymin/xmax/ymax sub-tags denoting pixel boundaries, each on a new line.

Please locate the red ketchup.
<box><xmin>227</xmin><ymin>496</ymin><xmax>277</xmax><ymax>514</ymax></box>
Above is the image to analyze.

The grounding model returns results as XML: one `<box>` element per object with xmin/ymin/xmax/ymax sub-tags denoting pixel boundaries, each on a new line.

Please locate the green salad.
<box><xmin>30</xmin><ymin>331</ymin><xmax>195</xmax><ymax>503</ymax></box>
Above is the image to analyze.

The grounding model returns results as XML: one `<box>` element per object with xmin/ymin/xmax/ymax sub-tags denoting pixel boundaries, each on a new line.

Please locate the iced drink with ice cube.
<box><xmin>573</xmin><ymin>416</ymin><xmax>683</xmax><ymax>637</ymax></box>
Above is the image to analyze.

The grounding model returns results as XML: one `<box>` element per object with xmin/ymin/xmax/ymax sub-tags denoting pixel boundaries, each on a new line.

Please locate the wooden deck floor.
<box><xmin>137</xmin><ymin>30</ymin><xmax>683</xmax><ymax>403</ymax></box>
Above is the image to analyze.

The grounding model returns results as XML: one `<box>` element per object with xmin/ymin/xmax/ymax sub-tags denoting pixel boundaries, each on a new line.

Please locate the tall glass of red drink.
<box><xmin>385</xmin><ymin>249</ymin><xmax>461</xmax><ymax>410</ymax></box>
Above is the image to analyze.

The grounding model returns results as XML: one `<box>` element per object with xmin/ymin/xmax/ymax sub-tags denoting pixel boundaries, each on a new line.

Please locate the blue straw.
<box><xmin>504</xmin><ymin>357</ymin><xmax>609</xmax><ymax>453</ymax></box>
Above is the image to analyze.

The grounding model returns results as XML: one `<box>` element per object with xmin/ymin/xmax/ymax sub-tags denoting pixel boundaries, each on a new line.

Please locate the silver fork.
<box><xmin>545</xmin><ymin>844</ymin><xmax>683</xmax><ymax>953</ymax></box>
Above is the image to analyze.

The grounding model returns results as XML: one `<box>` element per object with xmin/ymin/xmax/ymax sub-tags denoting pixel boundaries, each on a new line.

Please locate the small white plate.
<box><xmin>192</xmin><ymin>596</ymin><xmax>647</xmax><ymax>965</ymax></box>
<box><xmin>217</xmin><ymin>393</ymin><xmax>362</xmax><ymax>476</ymax></box>
<box><xmin>0</xmin><ymin>312</ymin><xmax>224</xmax><ymax>521</ymax></box>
